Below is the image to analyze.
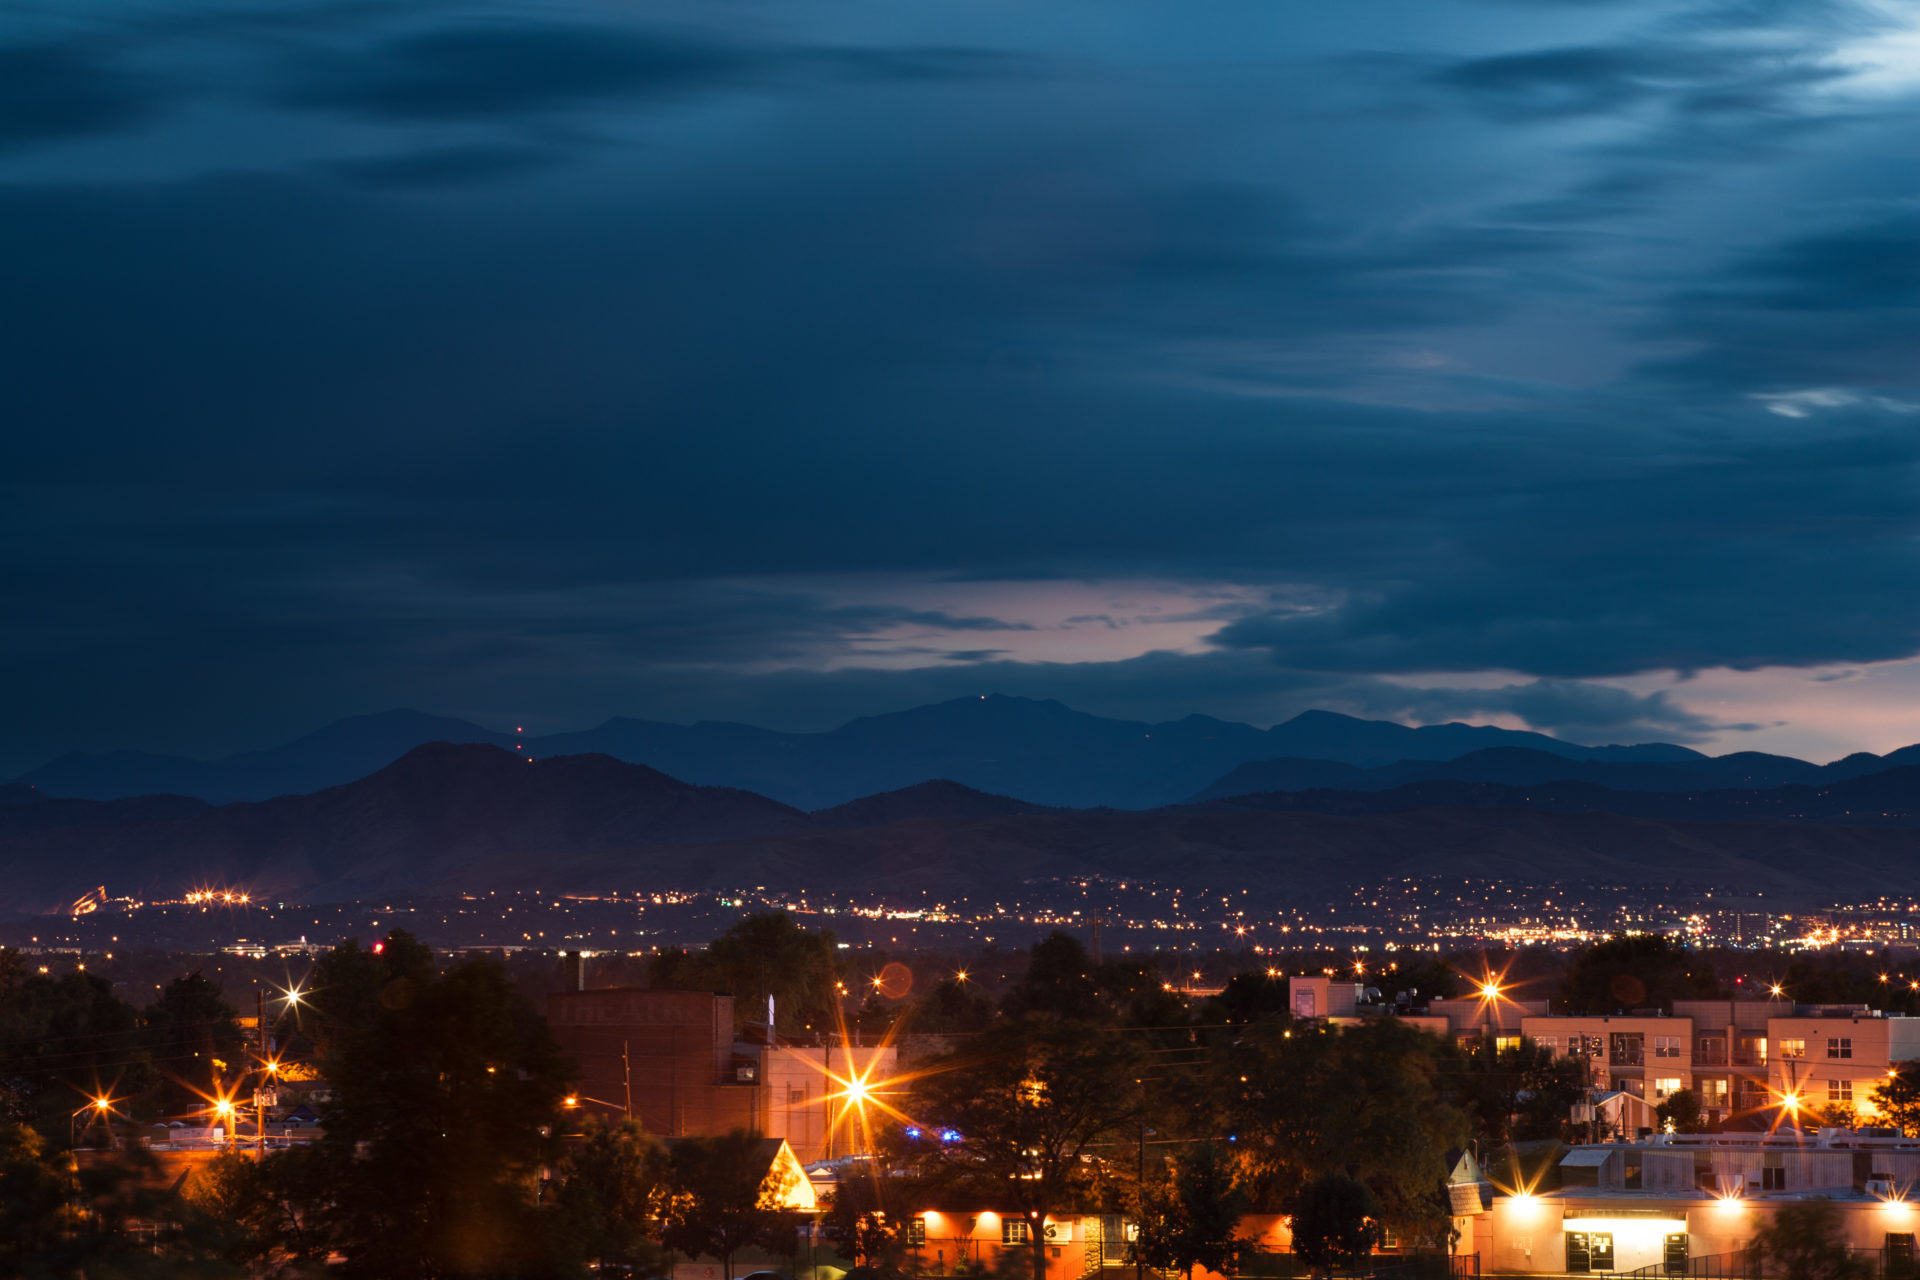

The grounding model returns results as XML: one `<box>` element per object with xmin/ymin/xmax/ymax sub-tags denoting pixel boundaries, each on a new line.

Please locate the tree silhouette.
<box><xmin>904</xmin><ymin>1017</ymin><xmax>1144</xmax><ymax>1280</ymax></box>
<box><xmin>1131</xmin><ymin>1142</ymin><xmax>1247</xmax><ymax>1280</ymax></box>
<box><xmin>656</xmin><ymin>1131</ymin><xmax>805</xmax><ymax>1280</ymax></box>
<box><xmin>1290</xmin><ymin>1174</ymin><xmax>1379</xmax><ymax>1278</ymax></box>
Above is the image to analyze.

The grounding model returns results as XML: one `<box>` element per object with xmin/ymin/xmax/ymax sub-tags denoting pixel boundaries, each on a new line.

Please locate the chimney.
<box><xmin>562</xmin><ymin>951</ymin><xmax>586</xmax><ymax>991</ymax></box>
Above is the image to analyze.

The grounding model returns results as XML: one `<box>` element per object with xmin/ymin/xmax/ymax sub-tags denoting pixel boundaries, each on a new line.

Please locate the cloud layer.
<box><xmin>2</xmin><ymin>0</ymin><xmax>1919</xmax><ymax>769</ymax></box>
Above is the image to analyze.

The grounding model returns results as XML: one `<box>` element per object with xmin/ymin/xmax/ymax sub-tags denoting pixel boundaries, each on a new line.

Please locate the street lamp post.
<box><xmin>562</xmin><ymin>1094</ymin><xmax>629</xmax><ymax>1120</ymax></box>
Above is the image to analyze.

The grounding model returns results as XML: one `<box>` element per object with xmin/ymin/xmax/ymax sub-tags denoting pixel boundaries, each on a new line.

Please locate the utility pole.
<box><xmin>1136</xmin><ymin>1118</ymin><xmax>1148</xmax><ymax>1280</ymax></box>
<box><xmin>256</xmin><ymin>989</ymin><xmax>268</xmax><ymax>1160</ymax></box>
<box><xmin>623</xmin><ymin>1039</ymin><xmax>632</xmax><ymax>1119</ymax></box>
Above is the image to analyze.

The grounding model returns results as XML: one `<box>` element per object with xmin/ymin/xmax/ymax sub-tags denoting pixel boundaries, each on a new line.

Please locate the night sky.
<box><xmin>5</xmin><ymin>0</ymin><xmax>1920</xmax><ymax>775</ymax></box>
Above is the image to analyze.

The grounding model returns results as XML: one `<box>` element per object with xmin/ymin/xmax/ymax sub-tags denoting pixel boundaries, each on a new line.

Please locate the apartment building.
<box><xmin>1518</xmin><ymin>1002</ymin><xmax>1920</xmax><ymax>1125</ymax></box>
<box><xmin>1484</xmin><ymin>1130</ymin><xmax>1920</xmax><ymax>1275</ymax></box>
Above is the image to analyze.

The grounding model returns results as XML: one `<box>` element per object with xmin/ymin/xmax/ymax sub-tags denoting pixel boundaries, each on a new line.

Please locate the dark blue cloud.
<box><xmin>281</xmin><ymin>22</ymin><xmax>760</xmax><ymax>120</ymax></box>
<box><xmin>320</xmin><ymin>143</ymin><xmax>562</xmax><ymax>188</ymax></box>
<box><xmin>0</xmin><ymin>42</ymin><xmax>164</xmax><ymax>152</ymax></box>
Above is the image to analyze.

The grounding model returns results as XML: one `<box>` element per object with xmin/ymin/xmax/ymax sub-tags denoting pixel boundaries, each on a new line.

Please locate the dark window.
<box><xmin>1567</xmin><ymin>1232</ymin><xmax>1592</xmax><ymax>1274</ymax></box>
<box><xmin>1830</xmin><ymin>1038</ymin><xmax>1854</xmax><ymax>1060</ymax></box>
<box><xmin>1762</xmin><ymin>1167</ymin><xmax>1787</xmax><ymax>1190</ymax></box>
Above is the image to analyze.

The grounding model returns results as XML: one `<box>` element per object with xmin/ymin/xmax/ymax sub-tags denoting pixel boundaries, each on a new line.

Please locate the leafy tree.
<box><xmin>0</xmin><ymin>1123</ymin><xmax>239</xmax><ymax>1276</ymax></box>
<box><xmin>1207</xmin><ymin>972</ymin><xmax>1294</xmax><ymax>1027</ymax></box>
<box><xmin>904</xmin><ymin>1017</ymin><xmax>1145</xmax><ymax>1280</ymax></box>
<box><xmin>0</xmin><ymin>954</ymin><xmax>145</xmax><ymax>1129</ymax></box>
<box><xmin>909</xmin><ymin>977</ymin><xmax>996</xmax><ymax>1034</ymax></box>
<box><xmin>1371</xmin><ymin>958</ymin><xmax>1461</xmax><ymax>1006</ymax></box>
<box><xmin>1000</xmin><ymin>933</ymin><xmax>1104</xmax><ymax>1022</ymax></box>
<box><xmin>1094</xmin><ymin>958</ymin><xmax>1194</xmax><ymax>1031</ymax></box>
<box><xmin>301</xmin><ymin>932</ymin><xmax>437</xmax><ymax>1058</ymax></box>
<box><xmin>1451</xmin><ymin>1036</ymin><xmax>1588</xmax><ymax>1145</ymax></box>
<box><xmin>1657</xmin><ymin>1088</ymin><xmax>1706</xmax><ymax>1134</ymax></box>
<box><xmin>0</xmin><ymin>1123</ymin><xmax>77</xmax><ymax>1257</ymax></box>
<box><xmin>552</xmin><ymin>1119</ymin><xmax>671</xmax><ymax>1276</ymax></box>
<box><xmin>1558</xmin><ymin>935</ymin><xmax>1722</xmax><ymax>1014</ymax></box>
<box><xmin>1290</xmin><ymin>1174</ymin><xmax>1380</xmax><ymax>1278</ymax></box>
<box><xmin>656</xmin><ymin>1130</ymin><xmax>806</xmax><ymax>1280</ymax></box>
<box><xmin>821</xmin><ymin>1169</ymin><xmax>905</xmax><ymax>1268</ymax></box>
<box><xmin>298</xmin><ymin>938</ymin><xmax>574</xmax><ymax>1279</ymax></box>
<box><xmin>1131</xmin><ymin>1142</ymin><xmax>1247</xmax><ymax>1280</ymax></box>
<box><xmin>1754</xmin><ymin>1199</ymin><xmax>1874</xmax><ymax>1280</ymax></box>
<box><xmin>187</xmin><ymin>1147</ymin><xmax>331</xmax><ymax>1274</ymax></box>
<box><xmin>1770</xmin><ymin>958</ymin><xmax>1920</xmax><ymax>1017</ymax></box>
<box><xmin>1872</xmin><ymin>1062</ymin><xmax>1920</xmax><ymax>1136</ymax></box>
<box><xmin>143</xmin><ymin>973</ymin><xmax>248</xmax><ymax>1118</ymax></box>
<box><xmin>1224</xmin><ymin>1020</ymin><xmax>1465</xmax><ymax>1244</ymax></box>
<box><xmin>652</xmin><ymin>913</ymin><xmax>843</xmax><ymax>1035</ymax></box>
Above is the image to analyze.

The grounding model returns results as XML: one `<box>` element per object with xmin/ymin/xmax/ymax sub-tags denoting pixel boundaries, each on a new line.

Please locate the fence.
<box><xmin>1621</xmin><ymin>1250</ymin><xmax>1758</xmax><ymax>1280</ymax></box>
<box><xmin>1239</xmin><ymin>1252</ymin><xmax>1476</xmax><ymax>1280</ymax></box>
<box><xmin>1621</xmin><ymin>1248</ymin><xmax>1920</xmax><ymax>1280</ymax></box>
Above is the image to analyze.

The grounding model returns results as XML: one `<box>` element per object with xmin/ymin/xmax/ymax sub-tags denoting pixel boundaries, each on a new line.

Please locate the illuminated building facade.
<box><xmin>1482</xmin><ymin>1132</ymin><xmax>1920</xmax><ymax>1275</ymax></box>
<box><xmin>546</xmin><ymin>986</ymin><xmax>896</xmax><ymax>1163</ymax></box>
<box><xmin>1292</xmin><ymin>981</ymin><xmax>1920</xmax><ymax>1129</ymax></box>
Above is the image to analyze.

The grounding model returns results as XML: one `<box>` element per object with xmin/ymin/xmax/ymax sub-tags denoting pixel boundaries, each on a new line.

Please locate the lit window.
<box><xmin>1830</xmin><ymin>1080</ymin><xmax>1855</xmax><ymax>1104</ymax></box>
<box><xmin>905</xmin><ymin>1219</ymin><xmax>927</xmax><ymax>1246</ymax></box>
<box><xmin>1654</xmin><ymin>1078</ymin><xmax>1683</xmax><ymax>1100</ymax></box>
<box><xmin>1495</xmin><ymin>1035</ymin><xmax>1522</xmax><ymax>1053</ymax></box>
<box><xmin>1779</xmin><ymin>1039</ymin><xmax>1806</xmax><ymax>1059</ymax></box>
<box><xmin>1829</xmin><ymin>1038</ymin><xmax>1854</xmax><ymax>1060</ymax></box>
<box><xmin>1003</xmin><ymin>1219</ymin><xmax>1030</xmax><ymax>1246</ymax></box>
